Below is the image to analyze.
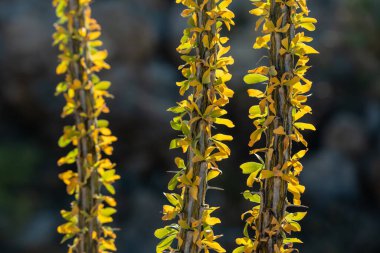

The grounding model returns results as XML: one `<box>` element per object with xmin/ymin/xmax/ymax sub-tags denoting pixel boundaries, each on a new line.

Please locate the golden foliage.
<box><xmin>53</xmin><ymin>0</ymin><xmax>118</xmax><ymax>252</ymax></box>
<box><xmin>155</xmin><ymin>0</ymin><xmax>235</xmax><ymax>252</ymax></box>
<box><xmin>235</xmin><ymin>0</ymin><xmax>317</xmax><ymax>252</ymax></box>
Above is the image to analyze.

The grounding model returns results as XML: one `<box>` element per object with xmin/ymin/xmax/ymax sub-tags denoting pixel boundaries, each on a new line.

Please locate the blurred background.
<box><xmin>0</xmin><ymin>0</ymin><xmax>380</xmax><ymax>252</ymax></box>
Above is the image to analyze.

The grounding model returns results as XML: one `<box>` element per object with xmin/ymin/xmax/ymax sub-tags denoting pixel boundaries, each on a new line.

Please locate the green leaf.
<box><xmin>240</xmin><ymin>162</ymin><xmax>263</xmax><ymax>174</ymax></box>
<box><xmin>232</xmin><ymin>246</ymin><xmax>245</xmax><ymax>253</ymax></box>
<box><xmin>55</xmin><ymin>82</ymin><xmax>67</xmax><ymax>96</ymax></box>
<box><xmin>249</xmin><ymin>105</ymin><xmax>266</xmax><ymax>119</ymax></box>
<box><xmin>97</xmin><ymin>119</ymin><xmax>109</xmax><ymax>128</ymax></box>
<box><xmin>169</xmin><ymin>139</ymin><xmax>180</xmax><ymax>149</ymax></box>
<box><xmin>242</xmin><ymin>190</ymin><xmax>261</xmax><ymax>203</ymax></box>
<box><xmin>243</xmin><ymin>74</ymin><xmax>268</xmax><ymax>84</ymax></box>
<box><xmin>94</xmin><ymin>81</ymin><xmax>111</xmax><ymax>90</ymax></box>
<box><xmin>202</xmin><ymin>69</ymin><xmax>211</xmax><ymax>84</ymax></box>
<box><xmin>167</xmin><ymin>106</ymin><xmax>186</xmax><ymax>114</ymax></box>
<box><xmin>170</xmin><ymin>120</ymin><xmax>181</xmax><ymax>131</ymax></box>
<box><xmin>156</xmin><ymin>234</ymin><xmax>176</xmax><ymax>253</ymax></box>
<box><xmin>58</xmin><ymin>136</ymin><xmax>71</xmax><ymax>148</ymax></box>
<box><xmin>243</xmin><ymin>222</ymin><xmax>249</xmax><ymax>237</ymax></box>
<box><xmin>286</xmin><ymin>212</ymin><xmax>307</xmax><ymax>221</ymax></box>
<box><xmin>164</xmin><ymin>193</ymin><xmax>179</xmax><ymax>207</ymax></box>
<box><xmin>168</xmin><ymin>171</ymin><xmax>180</xmax><ymax>191</ymax></box>
<box><xmin>154</xmin><ymin>227</ymin><xmax>170</xmax><ymax>239</ymax></box>
<box><xmin>154</xmin><ymin>225</ymin><xmax>178</xmax><ymax>239</ymax></box>
<box><xmin>284</xmin><ymin>237</ymin><xmax>303</xmax><ymax>244</ymax></box>
<box><xmin>60</xmin><ymin>233</ymin><xmax>75</xmax><ymax>244</ymax></box>
<box><xmin>57</xmin><ymin>148</ymin><xmax>78</xmax><ymax>166</ymax></box>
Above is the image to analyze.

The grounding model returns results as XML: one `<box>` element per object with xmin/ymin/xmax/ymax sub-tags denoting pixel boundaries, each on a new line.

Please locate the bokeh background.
<box><xmin>1</xmin><ymin>0</ymin><xmax>380</xmax><ymax>252</ymax></box>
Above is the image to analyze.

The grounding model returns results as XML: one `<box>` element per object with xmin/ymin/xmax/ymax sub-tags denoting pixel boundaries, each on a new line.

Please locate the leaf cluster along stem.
<box><xmin>53</xmin><ymin>0</ymin><xmax>119</xmax><ymax>252</ymax></box>
<box><xmin>155</xmin><ymin>0</ymin><xmax>235</xmax><ymax>252</ymax></box>
<box><xmin>235</xmin><ymin>0</ymin><xmax>318</xmax><ymax>252</ymax></box>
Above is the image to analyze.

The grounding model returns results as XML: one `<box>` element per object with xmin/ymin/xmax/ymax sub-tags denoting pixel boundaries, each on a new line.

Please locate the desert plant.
<box><xmin>53</xmin><ymin>0</ymin><xmax>119</xmax><ymax>252</ymax></box>
<box><xmin>155</xmin><ymin>0</ymin><xmax>235</xmax><ymax>252</ymax></box>
<box><xmin>234</xmin><ymin>0</ymin><xmax>318</xmax><ymax>252</ymax></box>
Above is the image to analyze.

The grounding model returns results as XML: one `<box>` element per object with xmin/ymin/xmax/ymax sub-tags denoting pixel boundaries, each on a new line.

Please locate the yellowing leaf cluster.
<box><xmin>236</xmin><ymin>0</ymin><xmax>317</xmax><ymax>252</ymax></box>
<box><xmin>53</xmin><ymin>0</ymin><xmax>119</xmax><ymax>252</ymax></box>
<box><xmin>156</xmin><ymin>0</ymin><xmax>235</xmax><ymax>252</ymax></box>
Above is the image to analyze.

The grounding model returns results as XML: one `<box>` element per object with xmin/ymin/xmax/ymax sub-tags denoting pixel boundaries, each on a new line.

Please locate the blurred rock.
<box><xmin>302</xmin><ymin>149</ymin><xmax>359</xmax><ymax>205</ymax></box>
<box><xmin>323</xmin><ymin>114</ymin><xmax>368</xmax><ymax>156</ymax></box>
<box><xmin>15</xmin><ymin>210</ymin><xmax>56</xmax><ymax>250</ymax></box>
<box><xmin>95</xmin><ymin>1</ymin><xmax>158</xmax><ymax>63</ymax></box>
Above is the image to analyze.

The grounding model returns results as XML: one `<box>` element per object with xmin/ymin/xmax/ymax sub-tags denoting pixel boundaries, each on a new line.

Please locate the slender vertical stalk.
<box><xmin>53</xmin><ymin>0</ymin><xmax>119</xmax><ymax>252</ymax></box>
<box><xmin>256</xmin><ymin>2</ymin><xmax>294</xmax><ymax>252</ymax></box>
<box><xmin>155</xmin><ymin>1</ymin><xmax>235</xmax><ymax>253</ymax></box>
<box><xmin>235</xmin><ymin>0</ymin><xmax>318</xmax><ymax>252</ymax></box>
<box><xmin>180</xmin><ymin>1</ymin><xmax>216</xmax><ymax>252</ymax></box>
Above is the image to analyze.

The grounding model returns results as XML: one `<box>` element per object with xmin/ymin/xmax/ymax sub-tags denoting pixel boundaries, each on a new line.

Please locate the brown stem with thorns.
<box><xmin>68</xmin><ymin>1</ymin><xmax>100</xmax><ymax>252</ymax></box>
<box><xmin>256</xmin><ymin>1</ymin><xmax>295</xmax><ymax>252</ymax></box>
<box><xmin>179</xmin><ymin>1</ymin><xmax>217</xmax><ymax>252</ymax></box>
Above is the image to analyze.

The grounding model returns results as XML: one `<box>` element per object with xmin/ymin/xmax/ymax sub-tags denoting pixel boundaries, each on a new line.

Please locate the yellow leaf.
<box><xmin>190</xmin><ymin>185</ymin><xmax>198</xmax><ymax>200</ymax></box>
<box><xmin>261</xmin><ymin>170</ymin><xmax>274</xmax><ymax>179</ymax></box>
<box><xmin>248</xmin><ymin>129</ymin><xmax>263</xmax><ymax>147</ymax></box>
<box><xmin>204</xmin><ymin>216</ymin><xmax>221</xmax><ymax>226</ymax></box>
<box><xmin>88</xmin><ymin>31</ymin><xmax>101</xmax><ymax>40</ymax></box>
<box><xmin>91</xmin><ymin>50</ymin><xmax>108</xmax><ymax>61</ymax></box>
<box><xmin>288</xmin><ymin>183</ymin><xmax>305</xmax><ymax>205</ymax></box>
<box><xmin>219</xmin><ymin>0</ymin><xmax>232</xmax><ymax>10</ymax></box>
<box><xmin>247</xmin><ymin>89</ymin><xmax>265</xmax><ymax>98</ymax></box>
<box><xmin>286</xmin><ymin>212</ymin><xmax>307</xmax><ymax>222</ymax></box>
<box><xmin>98</xmin><ymin>214</ymin><xmax>113</xmax><ymax>224</ymax></box>
<box><xmin>299</xmin><ymin>43</ymin><xmax>319</xmax><ymax>54</ymax></box>
<box><xmin>215</xmin><ymin>118</ymin><xmax>235</xmax><ymax>128</ymax></box>
<box><xmin>212</xmin><ymin>134</ymin><xmax>233</xmax><ymax>141</ymax></box>
<box><xmin>162</xmin><ymin>205</ymin><xmax>177</xmax><ymax>220</ymax></box>
<box><xmin>249</xmin><ymin>105</ymin><xmax>266</xmax><ymax>119</ymax></box>
<box><xmin>101</xmin><ymin>239</ymin><xmax>117</xmax><ymax>251</ymax></box>
<box><xmin>294</xmin><ymin>106</ymin><xmax>312</xmax><ymax>121</ymax></box>
<box><xmin>56</xmin><ymin>61</ymin><xmax>68</xmax><ymax>75</ymax></box>
<box><xmin>202</xmin><ymin>240</ymin><xmax>226</xmax><ymax>253</ymax></box>
<box><xmin>273</xmin><ymin>126</ymin><xmax>286</xmax><ymax>135</ymax></box>
<box><xmin>250</xmin><ymin>8</ymin><xmax>265</xmax><ymax>16</ymax></box>
<box><xmin>300</xmin><ymin>22</ymin><xmax>315</xmax><ymax>31</ymax></box>
<box><xmin>207</xmin><ymin>170</ymin><xmax>221</xmax><ymax>181</ymax></box>
<box><xmin>253</xmin><ymin>34</ymin><xmax>270</xmax><ymax>49</ymax></box>
<box><xmin>244</xmin><ymin>74</ymin><xmax>268</xmax><ymax>84</ymax></box>
<box><xmin>294</xmin><ymin>122</ymin><xmax>316</xmax><ymax>131</ymax></box>
<box><xmin>202</xmin><ymin>68</ymin><xmax>211</xmax><ymax>84</ymax></box>
<box><xmin>57</xmin><ymin>222</ymin><xmax>80</xmax><ymax>234</ymax></box>
<box><xmin>104</xmin><ymin>196</ymin><xmax>117</xmax><ymax>207</ymax></box>
<box><xmin>246</xmin><ymin>168</ymin><xmax>262</xmax><ymax>187</ymax></box>
<box><xmin>277</xmin><ymin>23</ymin><xmax>290</xmax><ymax>33</ymax></box>
<box><xmin>292</xmin><ymin>149</ymin><xmax>308</xmax><ymax>160</ymax></box>
<box><xmin>202</xmin><ymin>35</ymin><xmax>210</xmax><ymax>48</ymax></box>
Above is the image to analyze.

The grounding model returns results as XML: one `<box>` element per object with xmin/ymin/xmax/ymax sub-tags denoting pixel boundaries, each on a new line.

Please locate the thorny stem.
<box><xmin>179</xmin><ymin>0</ymin><xmax>218</xmax><ymax>252</ymax></box>
<box><xmin>68</xmin><ymin>1</ymin><xmax>100</xmax><ymax>252</ymax></box>
<box><xmin>256</xmin><ymin>1</ymin><xmax>295</xmax><ymax>252</ymax></box>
